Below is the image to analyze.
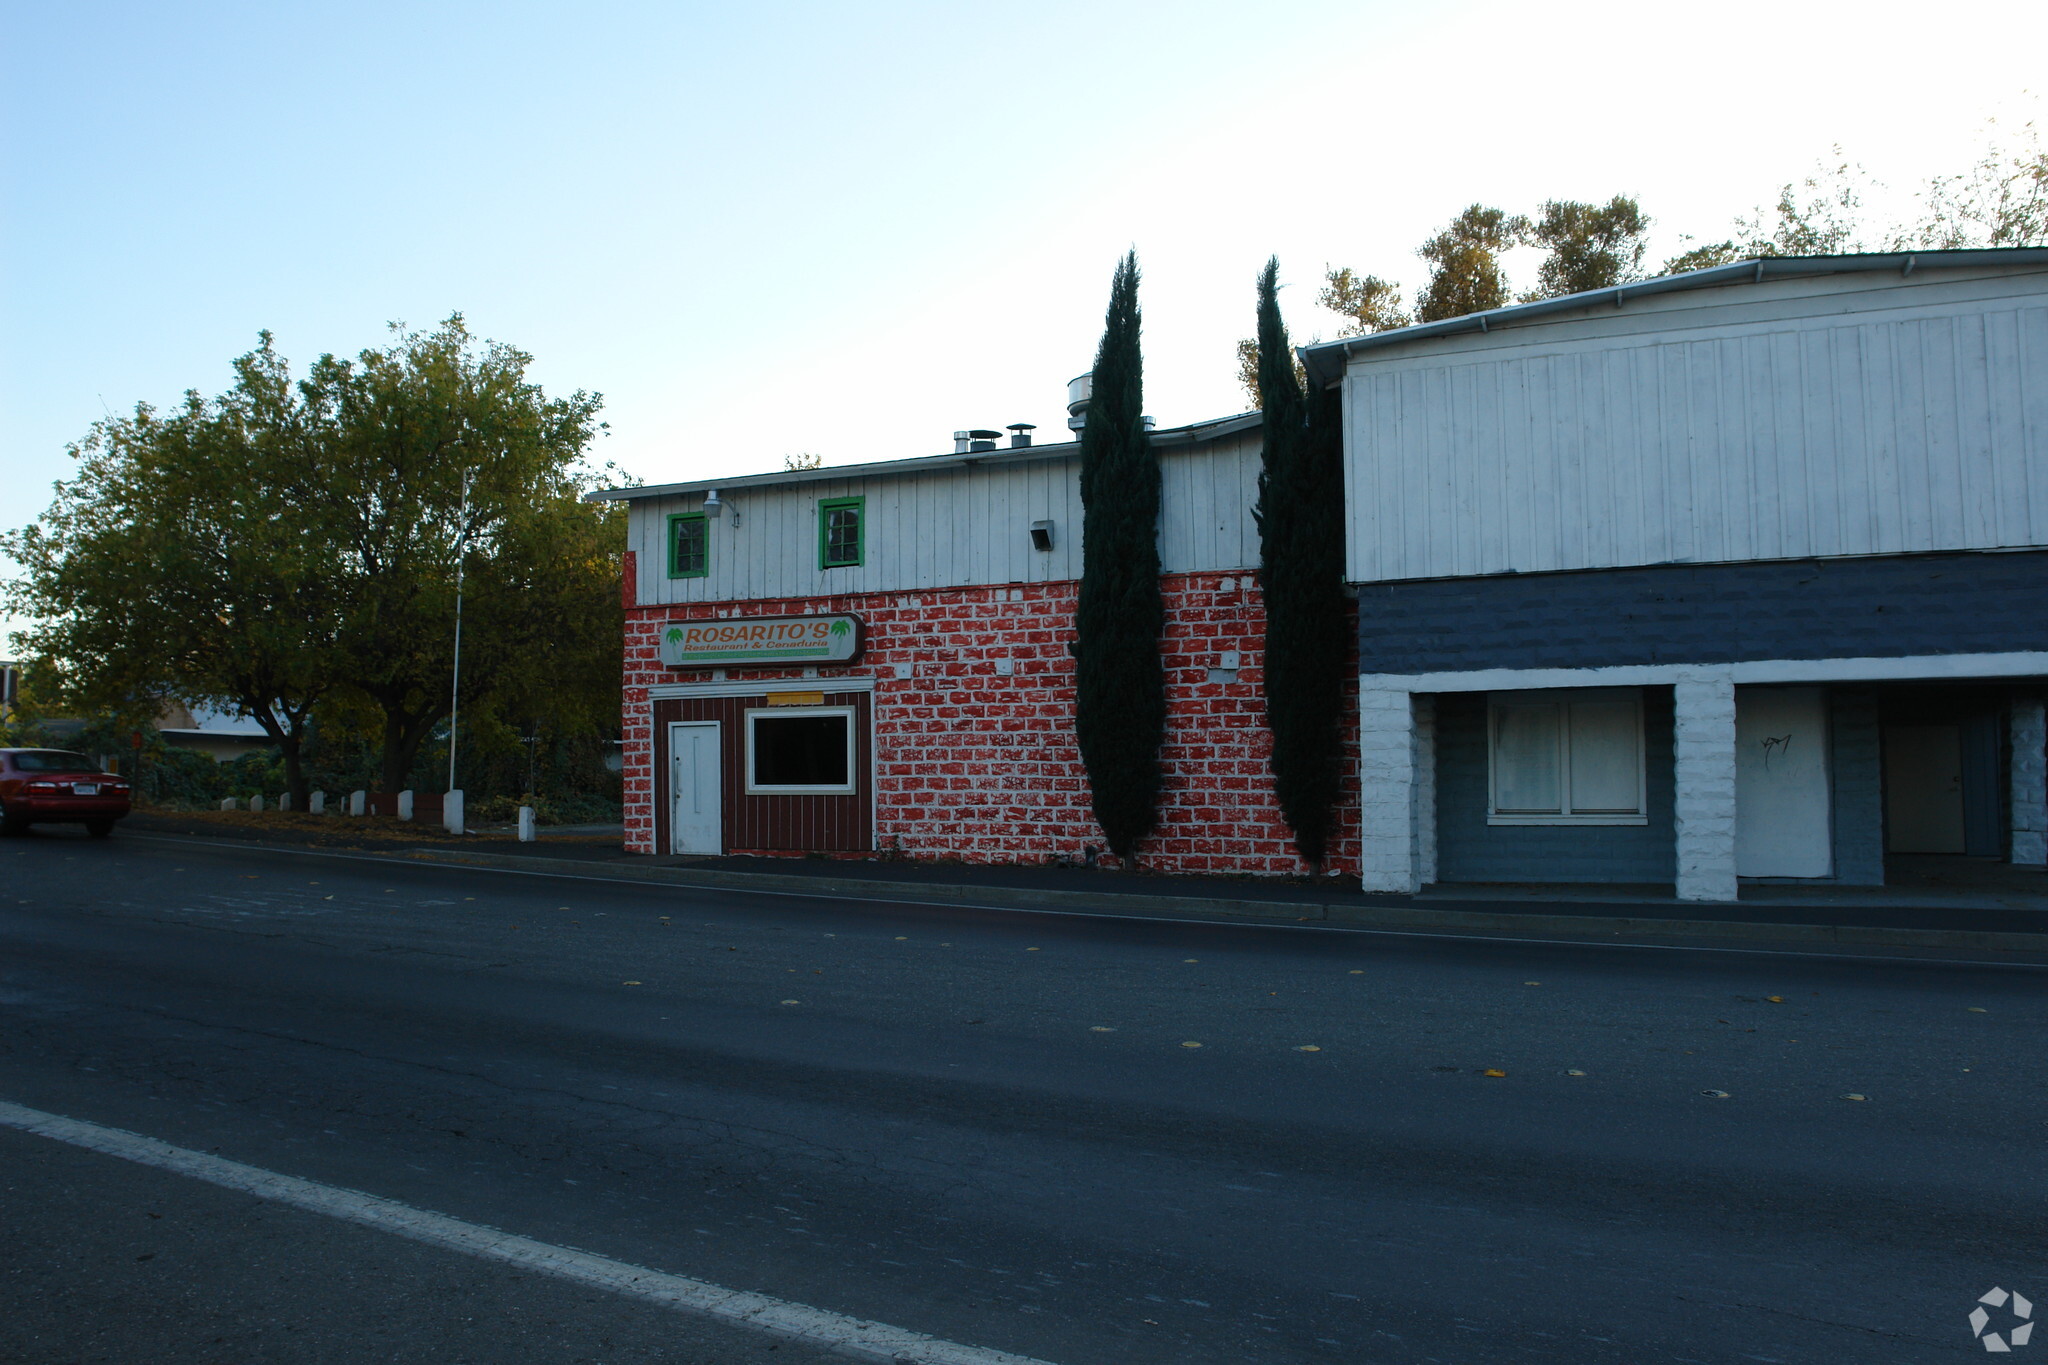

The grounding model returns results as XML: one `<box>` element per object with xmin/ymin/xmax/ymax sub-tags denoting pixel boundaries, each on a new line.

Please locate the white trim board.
<box><xmin>1364</xmin><ymin>652</ymin><xmax>2048</xmax><ymax>695</ymax></box>
<box><xmin>646</xmin><ymin>675</ymin><xmax>878</xmax><ymax>701</ymax></box>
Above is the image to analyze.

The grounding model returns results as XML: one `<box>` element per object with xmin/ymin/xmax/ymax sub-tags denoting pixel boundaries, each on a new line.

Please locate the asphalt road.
<box><xmin>2</xmin><ymin>829</ymin><xmax>2043</xmax><ymax>1364</ymax></box>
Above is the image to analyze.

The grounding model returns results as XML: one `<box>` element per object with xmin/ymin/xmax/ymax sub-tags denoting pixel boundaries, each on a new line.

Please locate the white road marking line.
<box><xmin>119</xmin><ymin>834</ymin><xmax>2048</xmax><ymax>971</ymax></box>
<box><xmin>0</xmin><ymin>1099</ymin><xmax>1057</xmax><ymax>1365</ymax></box>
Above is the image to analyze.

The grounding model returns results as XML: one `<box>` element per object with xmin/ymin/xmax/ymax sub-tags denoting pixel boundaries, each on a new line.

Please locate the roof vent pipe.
<box><xmin>1007</xmin><ymin>423</ymin><xmax>1036</xmax><ymax>449</ymax></box>
<box><xmin>1066</xmin><ymin>373</ymin><xmax>1091</xmax><ymax>432</ymax></box>
<box><xmin>967</xmin><ymin>429</ymin><xmax>1000</xmax><ymax>453</ymax></box>
<box><xmin>953</xmin><ymin>431</ymin><xmax>971</xmax><ymax>454</ymax></box>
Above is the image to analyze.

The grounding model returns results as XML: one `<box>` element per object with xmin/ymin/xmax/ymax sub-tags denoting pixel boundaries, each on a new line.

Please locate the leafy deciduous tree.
<box><xmin>296</xmin><ymin>316</ymin><xmax>618</xmax><ymax>794</ymax></box>
<box><xmin>3</xmin><ymin>333</ymin><xmax>340</xmax><ymax>805</ymax></box>
<box><xmin>1318</xmin><ymin>267</ymin><xmax>1411</xmax><ymax>336</ymax></box>
<box><xmin>1415</xmin><ymin>204</ymin><xmax>1529</xmax><ymax>323</ymax></box>
<box><xmin>1525</xmin><ymin>196</ymin><xmax>1650</xmax><ymax>298</ymax></box>
<box><xmin>1234</xmin><ymin>336</ymin><xmax>1310</xmax><ymax>410</ymax></box>
<box><xmin>1914</xmin><ymin>118</ymin><xmax>2048</xmax><ymax>247</ymax></box>
<box><xmin>4</xmin><ymin>317</ymin><xmax>622</xmax><ymax>803</ymax></box>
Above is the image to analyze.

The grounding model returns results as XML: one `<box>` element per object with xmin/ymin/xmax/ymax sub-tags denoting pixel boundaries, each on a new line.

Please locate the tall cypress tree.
<box><xmin>1252</xmin><ymin>258</ymin><xmax>1349</xmax><ymax>866</ymax></box>
<box><xmin>1075</xmin><ymin>251</ymin><xmax>1165</xmax><ymax>863</ymax></box>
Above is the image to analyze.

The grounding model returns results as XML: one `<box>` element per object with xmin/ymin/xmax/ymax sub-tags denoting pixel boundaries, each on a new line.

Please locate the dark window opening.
<box><xmin>750</xmin><ymin>713</ymin><xmax>851</xmax><ymax>789</ymax></box>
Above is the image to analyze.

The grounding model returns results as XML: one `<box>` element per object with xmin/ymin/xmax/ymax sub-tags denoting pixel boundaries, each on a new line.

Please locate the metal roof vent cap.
<box><xmin>952</xmin><ymin>430</ymin><xmax>972</xmax><ymax>454</ymax></box>
<box><xmin>967</xmin><ymin>429</ymin><xmax>1000</xmax><ymax>452</ymax></box>
<box><xmin>1007</xmin><ymin>423</ymin><xmax>1036</xmax><ymax>449</ymax></box>
<box><xmin>1066</xmin><ymin>373</ymin><xmax>1091</xmax><ymax>431</ymax></box>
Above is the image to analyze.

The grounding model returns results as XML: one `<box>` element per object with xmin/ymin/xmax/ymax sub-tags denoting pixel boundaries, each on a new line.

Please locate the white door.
<box><xmin>1884</xmin><ymin>725</ymin><xmax>1966</xmax><ymax>853</ymax></box>
<box><xmin>1735</xmin><ymin>687</ymin><xmax>1833</xmax><ymax>878</ymax></box>
<box><xmin>668</xmin><ymin>721</ymin><xmax>722</xmax><ymax>856</ymax></box>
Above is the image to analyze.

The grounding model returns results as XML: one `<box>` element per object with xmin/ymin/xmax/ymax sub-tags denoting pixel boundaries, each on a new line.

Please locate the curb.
<box><xmin>119</xmin><ymin>831</ymin><xmax>2048</xmax><ymax>956</ymax></box>
<box><xmin>384</xmin><ymin>845</ymin><xmax>2048</xmax><ymax>955</ymax></box>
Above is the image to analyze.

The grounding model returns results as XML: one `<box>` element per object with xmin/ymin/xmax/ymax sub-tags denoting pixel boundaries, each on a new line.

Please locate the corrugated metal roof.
<box><xmin>1297</xmin><ymin>248</ymin><xmax>2048</xmax><ymax>387</ymax></box>
<box><xmin>586</xmin><ymin>412</ymin><xmax>1262</xmax><ymax>503</ymax></box>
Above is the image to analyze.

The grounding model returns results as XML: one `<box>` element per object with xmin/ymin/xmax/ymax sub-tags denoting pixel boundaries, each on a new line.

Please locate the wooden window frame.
<box><xmin>817</xmin><ymin>497</ymin><xmax>864</xmax><ymax>570</ymax></box>
<box><xmin>667</xmin><ymin>512</ymin><xmax>710</xmax><ymax>579</ymax></box>
<box><xmin>743</xmin><ymin>706</ymin><xmax>858</xmax><ymax>795</ymax></box>
<box><xmin>1486</xmin><ymin>688</ymin><xmax>1648</xmax><ymax>826</ymax></box>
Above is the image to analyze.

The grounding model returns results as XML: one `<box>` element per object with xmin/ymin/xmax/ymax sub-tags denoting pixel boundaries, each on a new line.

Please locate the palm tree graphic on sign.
<box><xmin>665</xmin><ymin>626</ymin><xmax>685</xmax><ymax>645</ymax></box>
<box><xmin>828</xmin><ymin>620</ymin><xmax>850</xmax><ymax>639</ymax></box>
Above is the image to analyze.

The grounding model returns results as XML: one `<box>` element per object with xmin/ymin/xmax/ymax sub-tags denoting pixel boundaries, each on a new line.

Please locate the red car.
<box><xmin>0</xmin><ymin>749</ymin><xmax>133</xmax><ymax>837</ymax></box>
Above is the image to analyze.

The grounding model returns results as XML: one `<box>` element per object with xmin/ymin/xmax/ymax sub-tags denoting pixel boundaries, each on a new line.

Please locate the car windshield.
<box><xmin>12</xmin><ymin>751</ymin><xmax>102</xmax><ymax>774</ymax></box>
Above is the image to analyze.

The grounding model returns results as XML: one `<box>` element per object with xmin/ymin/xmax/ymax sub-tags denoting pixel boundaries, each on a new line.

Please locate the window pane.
<box><xmin>672</xmin><ymin>517</ymin><xmax>707</xmax><ymax>575</ymax></box>
<box><xmin>752</xmin><ymin>715</ymin><xmax>849</xmax><ymax>787</ymax></box>
<box><xmin>1568</xmin><ymin>698</ymin><xmax>1641</xmax><ymax>813</ymax></box>
<box><xmin>1493</xmin><ymin>704</ymin><xmax>1560</xmax><ymax>813</ymax></box>
<box><xmin>13</xmin><ymin>751</ymin><xmax>98</xmax><ymax>773</ymax></box>
<box><xmin>824</xmin><ymin>505</ymin><xmax>860</xmax><ymax>565</ymax></box>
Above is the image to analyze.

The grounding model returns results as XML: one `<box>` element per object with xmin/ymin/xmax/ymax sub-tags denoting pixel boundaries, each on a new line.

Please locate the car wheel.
<box><xmin>0</xmin><ymin>800</ymin><xmax>27</xmax><ymax>836</ymax></box>
<box><xmin>86</xmin><ymin>818</ymin><xmax>115</xmax><ymax>839</ymax></box>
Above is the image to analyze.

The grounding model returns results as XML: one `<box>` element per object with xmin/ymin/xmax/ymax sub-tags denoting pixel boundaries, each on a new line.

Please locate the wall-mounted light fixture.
<box><xmin>1030</xmin><ymin>519</ymin><xmax>1055</xmax><ymax>552</ymax></box>
<box><xmin>702</xmin><ymin>488</ymin><xmax>738</xmax><ymax>527</ymax></box>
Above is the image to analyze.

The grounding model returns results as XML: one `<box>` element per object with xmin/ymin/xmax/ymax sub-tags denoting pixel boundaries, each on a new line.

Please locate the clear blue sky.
<box><xmin>5</xmin><ymin>0</ymin><xmax>2045</xmax><ymax>642</ymax></box>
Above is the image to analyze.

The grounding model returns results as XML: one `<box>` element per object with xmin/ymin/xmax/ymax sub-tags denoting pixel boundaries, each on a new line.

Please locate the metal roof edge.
<box><xmin>584</xmin><ymin>411</ymin><xmax>1264</xmax><ymax>503</ymax></box>
<box><xmin>1297</xmin><ymin>247</ymin><xmax>2048</xmax><ymax>387</ymax></box>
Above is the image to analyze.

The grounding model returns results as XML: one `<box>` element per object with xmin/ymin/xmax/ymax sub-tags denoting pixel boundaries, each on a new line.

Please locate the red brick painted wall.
<box><xmin>622</xmin><ymin>573</ymin><xmax>1359</xmax><ymax>876</ymax></box>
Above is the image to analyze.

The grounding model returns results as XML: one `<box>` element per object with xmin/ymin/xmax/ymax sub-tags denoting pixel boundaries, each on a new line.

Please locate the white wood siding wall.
<box><xmin>629</xmin><ymin>431</ymin><xmax>1263</xmax><ymax>605</ymax></box>
<box><xmin>1344</xmin><ymin>270</ymin><xmax>2048</xmax><ymax>583</ymax></box>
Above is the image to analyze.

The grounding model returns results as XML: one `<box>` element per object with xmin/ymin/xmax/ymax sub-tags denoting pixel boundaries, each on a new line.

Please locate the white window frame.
<box><xmin>743</xmin><ymin>705</ymin><xmax>857</xmax><ymax>795</ymax></box>
<box><xmin>1487</xmin><ymin>688</ymin><xmax>1647</xmax><ymax>826</ymax></box>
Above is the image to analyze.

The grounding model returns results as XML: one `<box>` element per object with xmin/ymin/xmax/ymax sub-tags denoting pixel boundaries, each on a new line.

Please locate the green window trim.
<box><xmin>818</xmin><ymin>496</ymin><xmax>864</xmax><ymax>570</ymax></box>
<box><xmin>667</xmin><ymin>512</ymin><xmax>709</xmax><ymax>578</ymax></box>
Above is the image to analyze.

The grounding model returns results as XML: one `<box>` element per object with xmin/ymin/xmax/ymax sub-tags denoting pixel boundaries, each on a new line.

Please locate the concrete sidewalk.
<box><xmin>120</xmin><ymin>812</ymin><xmax>2048</xmax><ymax>956</ymax></box>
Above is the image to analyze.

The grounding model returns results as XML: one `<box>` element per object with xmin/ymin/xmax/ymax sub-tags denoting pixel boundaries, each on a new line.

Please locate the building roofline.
<box><xmin>585</xmin><ymin>412</ymin><xmax>1262</xmax><ymax>504</ymax></box>
<box><xmin>1297</xmin><ymin>248</ymin><xmax>2048</xmax><ymax>388</ymax></box>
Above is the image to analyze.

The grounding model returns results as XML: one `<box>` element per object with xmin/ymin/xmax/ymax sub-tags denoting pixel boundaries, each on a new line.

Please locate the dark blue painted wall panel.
<box><xmin>1358</xmin><ymin>550</ymin><xmax>2048</xmax><ymax>676</ymax></box>
<box><xmin>1828</xmin><ymin>688</ymin><xmax>1885</xmax><ymax>887</ymax></box>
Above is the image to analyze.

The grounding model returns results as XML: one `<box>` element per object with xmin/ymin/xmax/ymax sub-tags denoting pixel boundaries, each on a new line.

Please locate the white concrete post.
<box><xmin>308</xmin><ymin>791</ymin><xmax>326</xmax><ymax>816</ymax></box>
<box><xmin>2011</xmin><ymin>694</ymin><xmax>2046</xmax><ymax>867</ymax></box>
<box><xmin>397</xmin><ymin>790</ymin><xmax>414</xmax><ymax>821</ymax></box>
<box><xmin>249</xmin><ymin>794</ymin><xmax>264</xmax><ymax>813</ymax></box>
<box><xmin>517</xmin><ymin>806</ymin><xmax>537</xmax><ymax>843</ymax></box>
<box><xmin>348</xmin><ymin>790</ymin><xmax>366</xmax><ymax>817</ymax></box>
<box><xmin>277</xmin><ymin>793</ymin><xmax>292</xmax><ymax>813</ymax></box>
<box><xmin>443</xmin><ymin>790</ymin><xmax>464</xmax><ymax>835</ymax></box>
<box><xmin>1673</xmin><ymin>675</ymin><xmax>1739</xmax><ymax>902</ymax></box>
<box><xmin>1357</xmin><ymin>685</ymin><xmax>1420</xmax><ymax>894</ymax></box>
<box><xmin>218</xmin><ymin>797</ymin><xmax>236</xmax><ymax>811</ymax></box>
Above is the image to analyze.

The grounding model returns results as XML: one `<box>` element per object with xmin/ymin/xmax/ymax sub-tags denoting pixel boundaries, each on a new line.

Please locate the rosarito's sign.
<box><xmin>659</xmin><ymin>614</ymin><xmax>862</xmax><ymax>667</ymax></box>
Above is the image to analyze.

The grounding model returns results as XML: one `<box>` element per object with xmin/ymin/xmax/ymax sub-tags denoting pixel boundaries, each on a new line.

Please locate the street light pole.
<box><xmin>447</xmin><ymin>472</ymin><xmax>474</xmax><ymax>801</ymax></box>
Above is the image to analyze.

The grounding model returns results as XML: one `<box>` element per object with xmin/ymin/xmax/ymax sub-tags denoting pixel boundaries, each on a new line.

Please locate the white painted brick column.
<box><xmin>1358</xmin><ymin>686</ymin><xmax>1420</xmax><ymax>894</ymax></box>
<box><xmin>1673</xmin><ymin>675</ymin><xmax>1739</xmax><ymax>902</ymax></box>
<box><xmin>1413</xmin><ymin>694</ymin><xmax>1438</xmax><ymax>887</ymax></box>
<box><xmin>2011</xmin><ymin>694</ymin><xmax>2046</xmax><ymax>867</ymax></box>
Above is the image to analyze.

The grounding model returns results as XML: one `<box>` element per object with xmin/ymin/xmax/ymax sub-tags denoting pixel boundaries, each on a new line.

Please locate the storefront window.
<box><xmin>745</xmin><ymin>708</ymin><xmax>855</xmax><ymax>793</ymax></box>
<box><xmin>1488</xmin><ymin>689</ymin><xmax>1646</xmax><ymax>824</ymax></box>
